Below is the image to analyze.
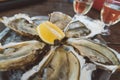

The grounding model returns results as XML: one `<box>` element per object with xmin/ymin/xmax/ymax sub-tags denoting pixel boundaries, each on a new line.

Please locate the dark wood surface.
<box><xmin>0</xmin><ymin>0</ymin><xmax>46</xmax><ymax>11</ymax></box>
<box><xmin>0</xmin><ymin>0</ymin><xmax>120</xmax><ymax>52</ymax></box>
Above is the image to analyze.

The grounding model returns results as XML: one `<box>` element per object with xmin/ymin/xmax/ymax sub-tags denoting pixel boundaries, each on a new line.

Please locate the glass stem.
<box><xmin>102</xmin><ymin>25</ymin><xmax>111</xmax><ymax>35</ymax></box>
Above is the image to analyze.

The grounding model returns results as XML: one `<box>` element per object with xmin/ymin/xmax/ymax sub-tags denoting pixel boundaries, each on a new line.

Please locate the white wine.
<box><xmin>101</xmin><ymin>3</ymin><xmax>120</xmax><ymax>25</ymax></box>
<box><xmin>73</xmin><ymin>0</ymin><xmax>94</xmax><ymax>14</ymax></box>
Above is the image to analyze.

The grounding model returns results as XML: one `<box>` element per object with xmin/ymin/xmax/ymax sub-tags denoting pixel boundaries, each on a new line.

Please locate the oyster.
<box><xmin>0</xmin><ymin>14</ymin><xmax>39</xmax><ymax>37</ymax></box>
<box><xmin>67</xmin><ymin>38</ymin><xmax>120</xmax><ymax>65</ymax></box>
<box><xmin>64</xmin><ymin>15</ymin><xmax>105</xmax><ymax>38</ymax></box>
<box><xmin>64</xmin><ymin>21</ymin><xmax>91</xmax><ymax>38</ymax></box>
<box><xmin>21</xmin><ymin>46</ymin><xmax>96</xmax><ymax>80</ymax></box>
<box><xmin>49</xmin><ymin>12</ymin><xmax>72</xmax><ymax>30</ymax></box>
<box><xmin>0</xmin><ymin>40</ymin><xmax>45</xmax><ymax>71</ymax></box>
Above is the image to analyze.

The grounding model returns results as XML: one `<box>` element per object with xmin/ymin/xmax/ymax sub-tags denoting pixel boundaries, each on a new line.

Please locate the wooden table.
<box><xmin>0</xmin><ymin>0</ymin><xmax>120</xmax><ymax>52</ymax></box>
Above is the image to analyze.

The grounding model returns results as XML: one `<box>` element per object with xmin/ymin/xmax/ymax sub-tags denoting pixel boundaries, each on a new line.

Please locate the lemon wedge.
<box><xmin>36</xmin><ymin>21</ymin><xmax>65</xmax><ymax>44</ymax></box>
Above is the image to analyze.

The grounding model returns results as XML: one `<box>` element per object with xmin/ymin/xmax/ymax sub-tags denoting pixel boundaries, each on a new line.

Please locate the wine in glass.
<box><xmin>101</xmin><ymin>0</ymin><xmax>120</xmax><ymax>26</ymax></box>
<box><xmin>73</xmin><ymin>0</ymin><xmax>94</xmax><ymax>15</ymax></box>
<box><xmin>100</xmin><ymin>0</ymin><xmax>120</xmax><ymax>44</ymax></box>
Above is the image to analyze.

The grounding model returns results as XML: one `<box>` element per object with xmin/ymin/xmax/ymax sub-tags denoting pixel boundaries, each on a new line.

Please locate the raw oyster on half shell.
<box><xmin>21</xmin><ymin>46</ymin><xmax>96</xmax><ymax>80</ymax></box>
<box><xmin>0</xmin><ymin>14</ymin><xmax>38</xmax><ymax>37</ymax></box>
<box><xmin>64</xmin><ymin>21</ymin><xmax>91</xmax><ymax>38</ymax></box>
<box><xmin>64</xmin><ymin>15</ymin><xmax>105</xmax><ymax>38</ymax></box>
<box><xmin>67</xmin><ymin>38</ymin><xmax>120</xmax><ymax>65</ymax></box>
<box><xmin>0</xmin><ymin>40</ymin><xmax>45</xmax><ymax>71</ymax></box>
<box><xmin>49</xmin><ymin>12</ymin><xmax>72</xmax><ymax>30</ymax></box>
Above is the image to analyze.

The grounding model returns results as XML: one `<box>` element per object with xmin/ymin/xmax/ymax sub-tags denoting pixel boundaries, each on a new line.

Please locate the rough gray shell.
<box><xmin>0</xmin><ymin>40</ymin><xmax>45</xmax><ymax>71</ymax></box>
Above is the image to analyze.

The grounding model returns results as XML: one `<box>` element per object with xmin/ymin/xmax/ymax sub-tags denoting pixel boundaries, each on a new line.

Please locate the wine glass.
<box><xmin>101</xmin><ymin>0</ymin><xmax>120</xmax><ymax>34</ymax></box>
<box><xmin>73</xmin><ymin>0</ymin><xmax>94</xmax><ymax>15</ymax></box>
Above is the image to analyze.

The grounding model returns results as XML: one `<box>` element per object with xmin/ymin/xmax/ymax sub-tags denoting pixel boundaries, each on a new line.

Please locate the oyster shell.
<box><xmin>64</xmin><ymin>15</ymin><xmax>105</xmax><ymax>38</ymax></box>
<box><xmin>0</xmin><ymin>40</ymin><xmax>45</xmax><ymax>71</ymax></box>
<box><xmin>49</xmin><ymin>12</ymin><xmax>72</xmax><ymax>30</ymax></box>
<box><xmin>21</xmin><ymin>46</ymin><xmax>96</xmax><ymax>80</ymax></box>
<box><xmin>64</xmin><ymin>21</ymin><xmax>91</xmax><ymax>38</ymax></box>
<box><xmin>67</xmin><ymin>38</ymin><xmax>120</xmax><ymax>65</ymax></box>
<box><xmin>0</xmin><ymin>14</ymin><xmax>39</xmax><ymax>37</ymax></box>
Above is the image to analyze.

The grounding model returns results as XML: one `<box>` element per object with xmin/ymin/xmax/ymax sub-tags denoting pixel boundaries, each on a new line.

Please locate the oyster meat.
<box><xmin>67</xmin><ymin>38</ymin><xmax>120</xmax><ymax>65</ymax></box>
<box><xmin>64</xmin><ymin>21</ymin><xmax>91</xmax><ymax>38</ymax></box>
<box><xmin>0</xmin><ymin>14</ymin><xmax>39</xmax><ymax>37</ymax></box>
<box><xmin>65</xmin><ymin>15</ymin><xmax>105</xmax><ymax>38</ymax></box>
<box><xmin>0</xmin><ymin>40</ymin><xmax>45</xmax><ymax>71</ymax></box>
<box><xmin>21</xmin><ymin>46</ymin><xmax>96</xmax><ymax>80</ymax></box>
<box><xmin>49</xmin><ymin>12</ymin><xmax>72</xmax><ymax>30</ymax></box>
